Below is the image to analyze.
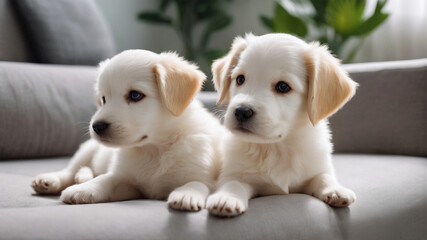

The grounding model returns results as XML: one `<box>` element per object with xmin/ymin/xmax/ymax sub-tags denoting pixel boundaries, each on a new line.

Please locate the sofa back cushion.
<box><xmin>0</xmin><ymin>0</ymin><xmax>31</xmax><ymax>62</ymax></box>
<box><xmin>11</xmin><ymin>0</ymin><xmax>116</xmax><ymax>65</ymax></box>
<box><xmin>0</xmin><ymin>62</ymin><xmax>97</xmax><ymax>160</ymax></box>
<box><xmin>330</xmin><ymin>59</ymin><xmax>427</xmax><ymax>157</ymax></box>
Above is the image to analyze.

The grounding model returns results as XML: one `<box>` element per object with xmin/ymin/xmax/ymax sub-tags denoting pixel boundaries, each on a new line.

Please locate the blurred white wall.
<box><xmin>95</xmin><ymin>0</ymin><xmax>272</xmax><ymax>56</ymax></box>
<box><xmin>95</xmin><ymin>0</ymin><xmax>427</xmax><ymax>63</ymax></box>
<box><xmin>353</xmin><ymin>0</ymin><xmax>427</xmax><ymax>62</ymax></box>
<box><xmin>94</xmin><ymin>0</ymin><xmax>181</xmax><ymax>54</ymax></box>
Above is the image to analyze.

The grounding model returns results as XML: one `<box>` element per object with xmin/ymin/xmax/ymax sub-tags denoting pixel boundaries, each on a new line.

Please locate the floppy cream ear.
<box><xmin>153</xmin><ymin>53</ymin><xmax>206</xmax><ymax>116</ymax></box>
<box><xmin>212</xmin><ymin>36</ymin><xmax>247</xmax><ymax>105</ymax></box>
<box><xmin>305</xmin><ymin>42</ymin><xmax>358</xmax><ymax>126</ymax></box>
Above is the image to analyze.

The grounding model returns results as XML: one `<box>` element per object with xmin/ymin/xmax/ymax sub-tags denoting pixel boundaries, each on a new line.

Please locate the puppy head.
<box><xmin>213</xmin><ymin>33</ymin><xmax>357</xmax><ymax>143</ymax></box>
<box><xmin>91</xmin><ymin>50</ymin><xmax>205</xmax><ymax>147</ymax></box>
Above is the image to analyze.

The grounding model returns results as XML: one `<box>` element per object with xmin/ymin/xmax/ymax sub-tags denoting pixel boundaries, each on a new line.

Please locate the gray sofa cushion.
<box><xmin>11</xmin><ymin>0</ymin><xmax>116</xmax><ymax>65</ymax></box>
<box><xmin>330</xmin><ymin>59</ymin><xmax>427</xmax><ymax>157</ymax></box>
<box><xmin>1</xmin><ymin>154</ymin><xmax>426</xmax><ymax>239</ymax></box>
<box><xmin>0</xmin><ymin>0</ymin><xmax>31</xmax><ymax>62</ymax></box>
<box><xmin>0</xmin><ymin>62</ymin><xmax>97</xmax><ymax>160</ymax></box>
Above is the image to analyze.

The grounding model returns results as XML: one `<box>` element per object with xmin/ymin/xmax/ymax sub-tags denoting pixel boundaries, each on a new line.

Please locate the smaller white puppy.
<box><xmin>32</xmin><ymin>50</ymin><xmax>223</xmax><ymax>211</ymax></box>
<box><xmin>207</xmin><ymin>33</ymin><xmax>358</xmax><ymax>217</ymax></box>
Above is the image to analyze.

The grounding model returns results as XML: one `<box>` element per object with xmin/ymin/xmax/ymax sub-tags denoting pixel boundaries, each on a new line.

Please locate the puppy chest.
<box><xmin>244</xmin><ymin>146</ymin><xmax>312</xmax><ymax>193</ymax></box>
<box><xmin>133</xmin><ymin>175</ymin><xmax>175</xmax><ymax>200</ymax></box>
<box><xmin>128</xmin><ymin>162</ymin><xmax>177</xmax><ymax>199</ymax></box>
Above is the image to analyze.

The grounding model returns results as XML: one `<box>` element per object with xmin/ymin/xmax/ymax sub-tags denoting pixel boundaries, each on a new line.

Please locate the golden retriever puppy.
<box><xmin>206</xmin><ymin>33</ymin><xmax>358</xmax><ymax>217</ymax></box>
<box><xmin>32</xmin><ymin>50</ymin><xmax>223</xmax><ymax>211</ymax></box>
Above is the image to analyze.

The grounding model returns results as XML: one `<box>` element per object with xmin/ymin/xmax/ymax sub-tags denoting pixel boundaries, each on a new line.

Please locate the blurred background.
<box><xmin>2</xmin><ymin>0</ymin><xmax>426</xmax><ymax>90</ymax></box>
<box><xmin>96</xmin><ymin>0</ymin><xmax>427</xmax><ymax>62</ymax></box>
<box><xmin>93</xmin><ymin>0</ymin><xmax>427</xmax><ymax>89</ymax></box>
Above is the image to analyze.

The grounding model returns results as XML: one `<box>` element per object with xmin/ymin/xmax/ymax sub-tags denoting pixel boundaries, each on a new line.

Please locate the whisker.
<box><xmin>75</xmin><ymin>122</ymin><xmax>92</xmax><ymax>137</ymax></box>
<box><xmin>209</xmin><ymin>105</ymin><xmax>226</xmax><ymax>123</ymax></box>
<box><xmin>211</xmin><ymin>106</ymin><xmax>226</xmax><ymax>117</ymax></box>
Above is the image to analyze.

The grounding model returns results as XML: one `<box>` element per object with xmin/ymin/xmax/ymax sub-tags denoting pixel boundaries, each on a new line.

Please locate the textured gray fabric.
<box><xmin>0</xmin><ymin>154</ymin><xmax>426</xmax><ymax>239</ymax></box>
<box><xmin>0</xmin><ymin>157</ymin><xmax>69</xmax><ymax>177</ymax></box>
<box><xmin>0</xmin><ymin>62</ymin><xmax>97</xmax><ymax>160</ymax></box>
<box><xmin>0</xmin><ymin>173</ymin><xmax>63</xmax><ymax>208</ymax></box>
<box><xmin>11</xmin><ymin>0</ymin><xmax>116</xmax><ymax>65</ymax></box>
<box><xmin>0</xmin><ymin>0</ymin><xmax>31</xmax><ymax>61</ymax></box>
<box><xmin>330</xmin><ymin>59</ymin><xmax>427</xmax><ymax>157</ymax></box>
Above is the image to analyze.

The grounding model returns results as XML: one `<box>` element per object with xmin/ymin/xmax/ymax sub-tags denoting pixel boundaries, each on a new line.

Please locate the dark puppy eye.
<box><xmin>129</xmin><ymin>90</ymin><xmax>145</xmax><ymax>102</ymax></box>
<box><xmin>102</xmin><ymin>96</ymin><xmax>106</xmax><ymax>104</ymax></box>
<box><xmin>275</xmin><ymin>81</ymin><xmax>291</xmax><ymax>93</ymax></box>
<box><xmin>236</xmin><ymin>75</ymin><xmax>245</xmax><ymax>86</ymax></box>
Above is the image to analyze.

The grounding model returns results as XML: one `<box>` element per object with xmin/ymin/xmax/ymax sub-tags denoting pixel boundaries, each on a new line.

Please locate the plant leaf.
<box><xmin>159</xmin><ymin>0</ymin><xmax>172</xmax><ymax>11</ymax></box>
<box><xmin>207</xmin><ymin>15</ymin><xmax>232</xmax><ymax>32</ymax></box>
<box><xmin>137</xmin><ymin>11</ymin><xmax>172</xmax><ymax>25</ymax></box>
<box><xmin>353</xmin><ymin>0</ymin><xmax>389</xmax><ymax>36</ymax></box>
<box><xmin>326</xmin><ymin>0</ymin><xmax>366</xmax><ymax>36</ymax></box>
<box><xmin>309</xmin><ymin>0</ymin><xmax>328</xmax><ymax>24</ymax></box>
<box><xmin>194</xmin><ymin>0</ymin><xmax>229</xmax><ymax>22</ymax></box>
<box><xmin>260</xmin><ymin>15</ymin><xmax>274</xmax><ymax>31</ymax></box>
<box><xmin>200</xmin><ymin>14</ymin><xmax>232</xmax><ymax>50</ymax></box>
<box><xmin>194</xmin><ymin>0</ymin><xmax>215</xmax><ymax>20</ymax></box>
<box><xmin>273</xmin><ymin>2</ymin><xmax>308</xmax><ymax>37</ymax></box>
<box><xmin>204</xmin><ymin>49</ymin><xmax>228</xmax><ymax>63</ymax></box>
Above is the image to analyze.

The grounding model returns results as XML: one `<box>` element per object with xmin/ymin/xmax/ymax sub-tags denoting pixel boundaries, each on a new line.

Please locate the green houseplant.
<box><xmin>260</xmin><ymin>0</ymin><xmax>390</xmax><ymax>62</ymax></box>
<box><xmin>137</xmin><ymin>0</ymin><xmax>232</xmax><ymax>63</ymax></box>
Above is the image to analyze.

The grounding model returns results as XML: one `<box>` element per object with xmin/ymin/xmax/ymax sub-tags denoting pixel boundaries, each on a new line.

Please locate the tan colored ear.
<box><xmin>153</xmin><ymin>53</ymin><xmax>206</xmax><ymax>116</ymax></box>
<box><xmin>305</xmin><ymin>42</ymin><xmax>358</xmax><ymax>126</ymax></box>
<box><xmin>212</xmin><ymin>36</ymin><xmax>248</xmax><ymax>105</ymax></box>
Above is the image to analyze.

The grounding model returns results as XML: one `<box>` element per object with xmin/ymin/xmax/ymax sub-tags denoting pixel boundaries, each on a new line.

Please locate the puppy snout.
<box><xmin>92</xmin><ymin>121</ymin><xmax>110</xmax><ymax>135</ymax></box>
<box><xmin>234</xmin><ymin>106</ymin><xmax>254</xmax><ymax>123</ymax></box>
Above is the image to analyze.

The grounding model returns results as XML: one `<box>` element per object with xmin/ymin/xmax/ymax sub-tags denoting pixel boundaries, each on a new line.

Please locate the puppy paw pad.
<box><xmin>206</xmin><ymin>194</ymin><xmax>247</xmax><ymax>217</ymax></box>
<box><xmin>60</xmin><ymin>185</ymin><xmax>105</xmax><ymax>204</ymax></box>
<box><xmin>32</xmin><ymin>175</ymin><xmax>61</xmax><ymax>194</ymax></box>
<box><xmin>167</xmin><ymin>190</ymin><xmax>205</xmax><ymax>212</ymax></box>
<box><xmin>319</xmin><ymin>186</ymin><xmax>356</xmax><ymax>207</ymax></box>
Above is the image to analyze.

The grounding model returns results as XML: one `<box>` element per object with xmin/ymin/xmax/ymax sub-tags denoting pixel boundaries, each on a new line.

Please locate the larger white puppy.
<box><xmin>32</xmin><ymin>50</ymin><xmax>223</xmax><ymax>211</ymax></box>
<box><xmin>207</xmin><ymin>33</ymin><xmax>358</xmax><ymax>217</ymax></box>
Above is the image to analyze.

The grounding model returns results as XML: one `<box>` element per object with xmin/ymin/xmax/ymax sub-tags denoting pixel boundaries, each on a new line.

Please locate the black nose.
<box><xmin>234</xmin><ymin>106</ymin><xmax>254</xmax><ymax>123</ymax></box>
<box><xmin>92</xmin><ymin>121</ymin><xmax>109</xmax><ymax>135</ymax></box>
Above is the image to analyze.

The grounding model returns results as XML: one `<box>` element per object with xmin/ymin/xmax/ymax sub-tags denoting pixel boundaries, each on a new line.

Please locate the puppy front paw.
<box><xmin>167</xmin><ymin>189</ymin><xmax>205</xmax><ymax>211</ymax></box>
<box><xmin>32</xmin><ymin>174</ymin><xmax>62</xmax><ymax>194</ymax></box>
<box><xmin>60</xmin><ymin>184</ymin><xmax>107</xmax><ymax>204</ymax></box>
<box><xmin>206</xmin><ymin>193</ymin><xmax>247</xmax><ymax>217</ymax></box>
<box><xmin>317</xmin><ymin>186</ymin><xmax>357</xmax><ymax>207</ymax></box>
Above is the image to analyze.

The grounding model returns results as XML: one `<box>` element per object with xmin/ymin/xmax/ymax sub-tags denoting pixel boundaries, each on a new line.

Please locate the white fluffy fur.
<box><xmin>32</xmin><ymin>50</ymin><xmax>224</xmax><ymax>211</ymax></box>
<box><xmin>206</xmin><ymin>33</ymin><xmax>357</xmax><ymax>217</ymax></box>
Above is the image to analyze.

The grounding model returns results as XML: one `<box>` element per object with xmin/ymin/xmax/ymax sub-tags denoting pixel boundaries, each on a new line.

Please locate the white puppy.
<box><xmin>206</xmin><ymin>33</ymin><xmax>358</xmax><ymax>217</ymax></box>
<box><xmin>32</xmin><ymin>50</ymin><xmax>223</xmax><ymax>211</ymax></box>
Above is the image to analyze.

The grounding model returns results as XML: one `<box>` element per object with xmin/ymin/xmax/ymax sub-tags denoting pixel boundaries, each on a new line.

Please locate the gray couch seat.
<box><xmin>1</xmin><ymin>154</ymin><xmax>427</xmax><ymax>240</ymax></box>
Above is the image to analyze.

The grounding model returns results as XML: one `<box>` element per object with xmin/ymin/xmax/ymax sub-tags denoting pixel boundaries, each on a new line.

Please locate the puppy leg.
<box><xmin>60</xmin><ymin>173</ymin><xmax>139</xmax><ymax>204</ymax></box>
<box><xmin>168</xmin><ymin>181</ymin><xmax>210</xmax><ymax>211</ymax></box>
<box><xmin>74</xmin><ymin>166</ymin><xmax>94</xmax><ymax>184</ymax></box>
<box><xmin>304</xmin><ymin>173</ymin><xmax>356</xmax><ymax>207</ymax></box>
<box><xmin>206</xmin><ymin>180</ymin><xmax>254</xmax><ymax>217</ymax></box>
<box><xmin>32</xmin><ymin>140</ymin><xmax>99</xmax><ymax>194</ymax></box>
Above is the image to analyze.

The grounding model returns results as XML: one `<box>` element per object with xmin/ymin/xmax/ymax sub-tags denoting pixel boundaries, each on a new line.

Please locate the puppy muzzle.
<box><xmin>92</xmin><ymin>121</ymin><xmax>110</xmax><ymax>136</ymax></box>
<box><xmin>234</xmin><ymin>105</ymin><xmax>254</xmax><ymax>123</ymax></box>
